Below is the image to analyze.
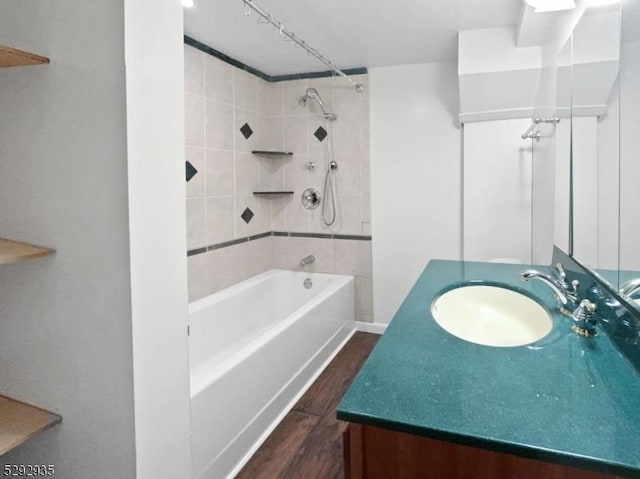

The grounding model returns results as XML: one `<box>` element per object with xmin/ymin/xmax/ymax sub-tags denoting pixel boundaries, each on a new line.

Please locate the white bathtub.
<box><xmin>188</xmin><ymin>268</ymin><xmax>355</xmax><ymax>479</ymax></box>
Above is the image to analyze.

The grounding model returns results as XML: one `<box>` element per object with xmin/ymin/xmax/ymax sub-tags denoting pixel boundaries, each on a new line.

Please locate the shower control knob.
<box><xmin>302</xmin><ymin>188</ymin><xmax>321</xmax><ymax>210</ymax></box>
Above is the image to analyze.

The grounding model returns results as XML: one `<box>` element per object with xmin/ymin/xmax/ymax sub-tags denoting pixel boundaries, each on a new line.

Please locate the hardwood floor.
<box><xmin>236</xmin><ymin>332</ymin><xmax>380</xmax><ymax>479</ymax></box>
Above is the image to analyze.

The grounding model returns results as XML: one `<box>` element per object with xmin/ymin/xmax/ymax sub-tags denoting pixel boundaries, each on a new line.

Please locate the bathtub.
<box><xmin>188</xmin><ymin>269</ymin><xmax>355</xmax><ymax>479</ymax></box>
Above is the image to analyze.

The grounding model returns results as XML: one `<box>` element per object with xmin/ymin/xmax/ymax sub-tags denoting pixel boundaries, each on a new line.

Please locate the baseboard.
<box><xmin>355</xmin><ymin>321</ymin><xmax>387</xmax><ymax>335</ymax></box>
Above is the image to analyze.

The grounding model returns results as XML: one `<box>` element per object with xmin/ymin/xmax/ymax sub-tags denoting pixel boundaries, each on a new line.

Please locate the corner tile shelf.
<box><xmin>0</xmin><ymin>395</ymin><xmax>61</xmax><ymax>456</ymax></box>
<box><xmin>0</xmin><ymin>45</ymin><xmax>49</xmax><ymax>68</ymax></box>
<box><xmin>0</xmin><ymin>238</ymin><xmax>53</xmax><ymax>266</ymax></box>
<box><xmin>251</xmin><ymin>151</ymin><xmax>293</xmax><ymax>156</ymax></box>
<box><xmin>253</xmin><ymin>191</ymin><xmax>294</xmax><ymax>196</ymax></box>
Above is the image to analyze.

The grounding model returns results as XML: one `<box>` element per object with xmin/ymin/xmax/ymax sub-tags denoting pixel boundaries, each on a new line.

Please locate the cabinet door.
<box><xmin>344</xmin><ymin>423</ymin><xmax>622</xmax><ymax>479</ymax></box>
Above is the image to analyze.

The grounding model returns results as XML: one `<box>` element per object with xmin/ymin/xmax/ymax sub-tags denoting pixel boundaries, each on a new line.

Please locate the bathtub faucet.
<box><xmin>300</xmin><ymin>254</ymin><xmax>315</xmax><ymax>267</ymax></box>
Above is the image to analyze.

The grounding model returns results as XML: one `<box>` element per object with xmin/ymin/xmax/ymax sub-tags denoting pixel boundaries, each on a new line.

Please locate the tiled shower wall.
<box><xmin>184</xmin><ymin>44</ymin><xmax>374</xmax><ymax>322</ymax></box>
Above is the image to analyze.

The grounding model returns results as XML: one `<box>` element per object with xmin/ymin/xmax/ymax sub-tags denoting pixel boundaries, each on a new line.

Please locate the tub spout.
<box><xmin>300</xmin><ymin>254</ymin><xmax>315</xmax><ymax>267</ymax></box>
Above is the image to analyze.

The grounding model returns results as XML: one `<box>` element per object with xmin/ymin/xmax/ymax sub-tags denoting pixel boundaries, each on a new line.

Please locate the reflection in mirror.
<box><xmin>553</xmin><ymin>37</ymin><xmax>572</xmax><ymax>258</ymax></box>
<box><xmin>619</xmin><ymin>0</ymin><xmax>640</xmax><ymax>307</ymax></box>
<box><xmin>568</xmin><ymin>3</ymin><xmax>620</xmax><ymax>289</ymax></box>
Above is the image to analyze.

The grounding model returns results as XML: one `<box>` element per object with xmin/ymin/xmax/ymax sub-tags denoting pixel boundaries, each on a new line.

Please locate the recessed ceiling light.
<box><xmin>182</xmin><ymin>0</ymin><xmax>195</xmax><ymax>8</ymax></box>
<box><xmin>526</xmin><ymin>0</ymin><xmax>576</xmax><ymax>12</ymax></box>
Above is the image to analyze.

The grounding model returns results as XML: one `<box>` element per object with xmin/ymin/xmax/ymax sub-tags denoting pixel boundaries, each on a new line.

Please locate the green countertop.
<box><xmin>337</xmin><ymin>260</ymin><xmax>640</xmax><ymax>477</ymax></box>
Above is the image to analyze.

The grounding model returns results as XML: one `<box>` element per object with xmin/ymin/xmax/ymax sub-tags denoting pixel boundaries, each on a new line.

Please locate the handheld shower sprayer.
<box><xmin>298</xmin><ymin>86</ymin><xmax>339</xmax><ymax>227</ymax></box>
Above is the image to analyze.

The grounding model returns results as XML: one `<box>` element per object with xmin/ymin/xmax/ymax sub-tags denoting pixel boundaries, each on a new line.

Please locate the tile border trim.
<box><xmin>184</xmin><ymin>35</ymin><xmax>367</xmax><ymax>83</ymax></box>
<box><xmin>187</xmin><ymin>231</ymin><xmax>372</xmax><ymax>257</ymax></box>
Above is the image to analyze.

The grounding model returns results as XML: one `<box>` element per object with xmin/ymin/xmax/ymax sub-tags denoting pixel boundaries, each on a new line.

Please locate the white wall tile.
<box><xmin>271</xmin><ymin>197</ymin><xmax>287</xmax><ymax>231</ymax></box>
<box><xmin>284</xmin><ymin>156</ymin><xmax>310</xmax><ymax>191</ymax></box>
<box><xmin>185</xmin><ymin>92</ymin><xmax>204</xmax><ymax>147</ymax></box>
<box><xmin>205</xmin><ymin>242</ymin><xmax>249</xmax><ymax>293</ymax></box>
<box><xmin>234</xmin><ymin>108</ymin><xmax>258</xmax><ymax>152</ymax></box>
<box><xmin>259</xmin><ymin>81</ymin><xmax>283</xmax><ymax>117</ymax></box>
<box><xmin>205</xmin><ymin>99</ymin><xmax>233</xmax><ymax>150</ymax></box>
<box><xmin>187</xmin><ymin>66</ymin><xmax>372</xmax><ymax>309</ymax></box>
<box><xmin>204</xmin><ymin>55</ymin><xmax>233</xmax><ymax>105</ymax></box>
<box><xmin>355</xmin><ymin>276</ymin><xmax>373</xmax><ymax>314</ymax></box>
<box><xmin>272</xmin><ymin>236</ymin><xmax>335</xmax><ymax>272</ymax></box>
<box><xmin>334</xmin><ymin>239</ymin><xmax>372</xmax><ymax>277</ymax></box>
<box><xmin>333</xmin><ymin>82</ymin><xmax>361</xmax><ymax>114</ymax></box>
<box><xmin>234</xmin><ymin>69</ymin><xmax>259</xmax><ymax>112</ymax></box>
<box><xmin>186</xmin><ymin>197</ymin><xmax>206</xmax><ymax>250</ymax></box>
<box><xmin>362</xmin><ymin>189</ymin><xmax>371</xmax><ymax>224</ymax></box>
<box><xmin>283</xmin><ymin>79</ymin><xmax>309</xmax><ymax>115</ymax></box>
<box><xmin>334</xmin><ymin>112</ymin><xmax>361</xmax><ymax>155</ymax></box>
<box><xmin>284</xmin><ymin>196</ymin><xmax>309</xmax><ymax>232</ymax></box>
<box><xmin>188</xmin><ymin>252</ymin><xmax>212</xmax><ymax>302</ymax></box>
<box><xmin>283</xmin><ymin>115</ymin><xmax>309</xmax><ymax>154</ymax></box>
<box><xmin>258</xmin><ymin>157</ymin><xmax>284</xmax><ymax>191</ymax></box>
<box><xmin>184</xmin><ymin>45</ymin><xmax>204</xmax><ymax>96</ymax></box>
<box><xmin>257</xmin><ymin>115</ymin><xmax>284</xmax><ymax>151</ymax></box>
<box><xmin>235</xmin><ymin>195</ymin><xmax>269</xmax><ymax>237</ymax></box>
<box><xmin>206</xmin><ymin>149</ymin><xmax>234</xmax><ymax>197</ymax></box>
<box><xmin>186</xmin><ymin>146</ymin><xmax>205</xmax><ymax>198</ymax></box>
<box><xmin>334</xmin><ymin>155</ymin><xmax>362</xmax><ymax>192</ymax></box>
<box><xmin>206</xmin><ymin>196</ymin><xmax>234</xmax><ymax>244</ymax></box>
<box><xmin>234</xmin><ymin>152</ymin><xmax>259</xmax><ymax>197</ymax></box>
<box><xmin>308</xmin><ymin>120</ymin><xmax>331</xmax><ymax>159</ymax></box>
<box><xmin>336</xmin><ymin>192</ymin><xmax>363</xmax><ymax>235</ymax></box>
<box><xmin>245</xmin><ymin>236</ymin><xmax>274</xmax><ymax>278</ymax></box>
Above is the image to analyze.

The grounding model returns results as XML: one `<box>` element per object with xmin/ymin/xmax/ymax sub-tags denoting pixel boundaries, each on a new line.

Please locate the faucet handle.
<box><xmin>570</xmin><ymin>279</ymin><xmax>580</xmax><ymax>294</ymax></box>
<box><xmin>554</xmin><ymin>263</ymin><xmax>571</xmax><ymax>289</ymax></box>
<box><xmin>571</xmin><ymin>299</ymin><xmax>598</xmax><ymax>337</ymax></box>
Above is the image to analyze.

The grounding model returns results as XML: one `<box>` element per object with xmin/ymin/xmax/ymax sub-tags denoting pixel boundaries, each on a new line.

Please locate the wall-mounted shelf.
<box><xmin>0</xmin><ymin>238</ymin><xmax>53</xmax><ymax>266</ymax></box>
<box><xmin>0</xmin><ymin>45</ymin><xmax>49</xmax><ymax>68</ymax></box>
<box><xmin>253</xmin><ymin>191</ymin><xmax>294</xmax><ymax>196</ymax></box>
<box><xmin>0</xmin><ymin>395</ymin><xmax>61</xmax><ymax>456</ymax></box>
<box><xmin>251</xmin><ymin>151</ymin><xmax>293</xmax><ymax>156</ymax></box>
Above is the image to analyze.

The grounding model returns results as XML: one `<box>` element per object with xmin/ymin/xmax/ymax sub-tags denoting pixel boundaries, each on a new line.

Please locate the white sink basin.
<box><xmin>431</xmin><ymin>285</ymin><xmax>553</xmax><ymax>347</ymax></box>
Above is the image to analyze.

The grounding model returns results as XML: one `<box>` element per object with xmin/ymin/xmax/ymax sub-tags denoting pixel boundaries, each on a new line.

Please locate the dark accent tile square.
<box><xmin>241</xmin><ymin>207</ymin><xmax>254</xmax><ymax>224</ymax></box>
<box><xmin>240</xmin><ymin>123</ymin><xmax>254</xmax><ymax>139</ymax></box>
<box><xmin>314</xmin><ymin>126</ymin><xmax>327</xmax><ymax>142</ymax></box>
<box><xmin>186</xmin><ymin>161</ymin><xmax>198</xmax><ymax>182</ymax></box>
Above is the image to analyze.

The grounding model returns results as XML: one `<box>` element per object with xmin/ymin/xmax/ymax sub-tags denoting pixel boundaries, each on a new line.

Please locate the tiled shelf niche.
<box><xmin>0</xmin><ymin>238</ymin><xmax>53</xmax><ymax>266</ymax></box>
<box><xmin>0</xmin><ymin>395</ymin><xmax>61</xmax><ymax>456</ymax></box>
<box><xmin>251</xmin><ymin>150</ymin><xmax>293</xmax><ymax>156</ymax></box>
<box><xmin>0</xmin><ymin>45</ymin><xmax>49</xmax><ymax>68</ymax></box>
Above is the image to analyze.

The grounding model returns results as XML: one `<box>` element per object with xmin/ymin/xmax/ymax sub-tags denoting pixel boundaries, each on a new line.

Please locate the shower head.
<box><xmin>298</xmin><ymin>87</ymin><xmax>337</xmax><ymax>121</ymax></box>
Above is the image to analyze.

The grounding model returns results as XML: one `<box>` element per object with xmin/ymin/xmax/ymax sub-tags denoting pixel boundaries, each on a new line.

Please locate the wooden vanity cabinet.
<box><xmin>344</xmin><ymin>423</ymin><xmax>624</xmax><ymax>479</ymax></box>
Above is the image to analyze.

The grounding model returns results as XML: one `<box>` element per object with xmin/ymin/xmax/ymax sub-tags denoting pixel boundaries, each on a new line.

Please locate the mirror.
<box><xmin>564</xmin><ymin>2</ymin><xmax>621</xmax><ymax>289</ymax></box>
<box><xmin>619</xmin><ymin>0</ymin><xmax>640</xmax><ymax>304</ymax></box>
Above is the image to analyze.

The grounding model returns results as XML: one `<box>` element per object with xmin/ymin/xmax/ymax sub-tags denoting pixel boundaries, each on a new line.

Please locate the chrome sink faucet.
<box><xmin>619</xmin><ymin>278</ymin><xmax>640</xmax><ymax>301</ymax></box>
<box><xmin>519</xmin><ymin>263</ymin><xmax>580</xmax><ymax>312</ymax></box>
<box><xmin>520</xmin><ymin>263</ymin><xmax>600</xmax><ymax>336</ymax></box>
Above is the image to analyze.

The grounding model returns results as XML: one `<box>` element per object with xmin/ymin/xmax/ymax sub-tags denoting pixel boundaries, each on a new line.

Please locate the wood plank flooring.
<box><xmin>236</xmin><ymin>332</ymin><xmax>380</xmax><ymax>479</ymax></box>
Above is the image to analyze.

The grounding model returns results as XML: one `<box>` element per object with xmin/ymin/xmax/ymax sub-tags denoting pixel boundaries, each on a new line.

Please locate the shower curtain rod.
<box><xmin>241</xmin><ymin>0</ymin><xmax>365</xmax><ymax>93</ymax></box>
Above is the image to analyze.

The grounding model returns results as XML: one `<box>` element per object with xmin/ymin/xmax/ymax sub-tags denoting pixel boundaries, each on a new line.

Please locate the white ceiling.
<box><xmin>184</xmin><ymin>0</ymin><xmax>523</xmax><ymax>76</ymax></box>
